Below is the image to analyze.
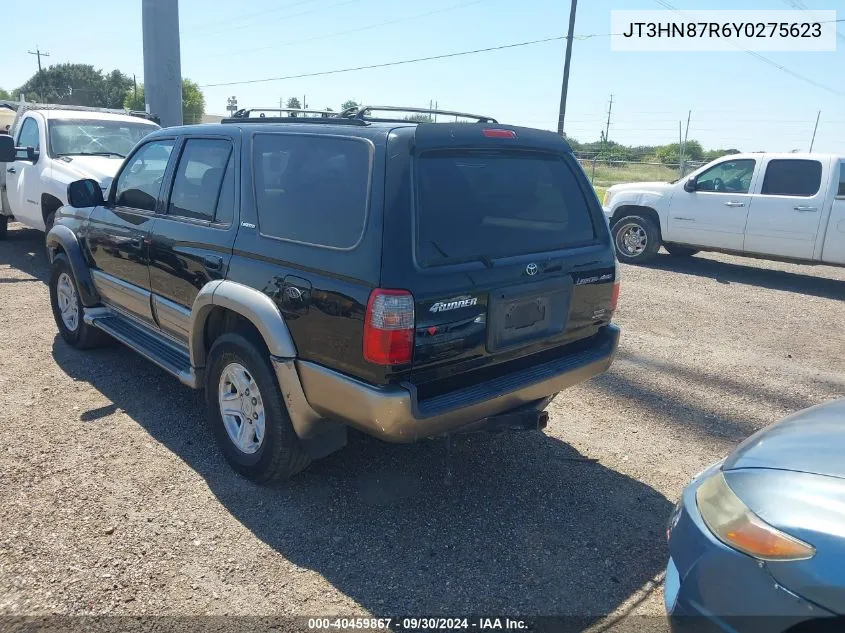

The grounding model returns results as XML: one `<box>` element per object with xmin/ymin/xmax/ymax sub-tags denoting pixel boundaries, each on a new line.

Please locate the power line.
<box><xmin>183</xmin><ymin>0</ymin><xmax>360</xmax><ymax>39</ymax></box>
<box><xmin>200</xmin><ymin>34</ymin><xmax>568</xmax><ymax>88</ymax></box>
<box><xmin>653</xmin><ymin>0</ymin><xmax>844</xmax><ymax>97</ymax></box>
<box><xmin>182</xmin><ymin>0</ymin><xmax>321</xmax><ymax>33</ymax></box>
<box><xmin>203</xmin><ymin>0</ymin><xmax>483</xmax><ymax>60</ymax></box>
<box><xmin>781</xmin><ymin>0</ymin><xmax>845</xmax><ymax>42</ymax></box>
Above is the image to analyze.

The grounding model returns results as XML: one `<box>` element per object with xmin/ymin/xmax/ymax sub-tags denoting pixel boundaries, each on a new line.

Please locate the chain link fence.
<box><xmin>575</xmin><ymin>154</ymin><xmax>707</xmax><ymax>199</ymax></box>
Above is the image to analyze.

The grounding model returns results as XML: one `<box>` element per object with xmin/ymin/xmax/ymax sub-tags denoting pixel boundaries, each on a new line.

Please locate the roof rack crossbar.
<box><xmin>231</xmin><ymin>107</ymin><xmax>341</xmax><ymax>119</ymax></box>
<box><xmin>221</xmin><ymin>116</ymin><xmax>366</xmax><ymax>126</ymax></box>
<box><xmin>349</xmin><ymin>105</ymin><xmax>497</xmax><ymax>124</ymax></box>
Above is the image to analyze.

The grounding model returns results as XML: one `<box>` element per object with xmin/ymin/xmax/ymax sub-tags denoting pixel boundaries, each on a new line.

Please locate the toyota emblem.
<box><xmin>525</xmin><ymin>263</ymin><xmax>539</xmax><ymax>276</ymax></box>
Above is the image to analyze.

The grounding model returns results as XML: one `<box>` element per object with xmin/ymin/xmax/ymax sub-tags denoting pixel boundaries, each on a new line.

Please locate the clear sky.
<box><xmin>3</xmin><ymin>0</ymin><xmax>843</xmax><ymax>153</ymax></box>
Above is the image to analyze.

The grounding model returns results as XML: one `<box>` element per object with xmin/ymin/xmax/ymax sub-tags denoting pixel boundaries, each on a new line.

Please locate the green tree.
<box><xmin>17</xmin><ymin>63</ymin><xmax>110</xmax><ymax>105</ymax></box>
<box><xmin>341</xmin><ymin>99</ymin><xmax>358</xmax><ymax>112</ymax></box>
<box><xmin>0</xmin><ymin>87</ymin><xmax>11</xmax><ymax>101</ymax></box>
<box><xmin>101</xmin><ymin>70</ymin><xmax>134</xmax><ymax>109</ymax></box>
<box><xmin>123</xmin><ymin>78</ymin><xmax>206</xmax><ymax>124</ymax></box>
<box><xmin>286</xmin><ymin>97</ymin><xmax>301</xmax><ymax>109</ymax></box>
<box><xmin>404</xmin><ymin>114</ymin><xmax>432</xmax><ymax>123</ymax></box>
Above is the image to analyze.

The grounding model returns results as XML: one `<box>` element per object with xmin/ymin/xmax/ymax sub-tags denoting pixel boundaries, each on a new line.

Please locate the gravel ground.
<box><xmin>1</xmin><ymin>222</ymin><xmax>843</xmax><ymax>631</ymax></box>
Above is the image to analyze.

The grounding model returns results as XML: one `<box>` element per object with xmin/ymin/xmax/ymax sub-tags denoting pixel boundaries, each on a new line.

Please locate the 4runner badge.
<box><xmin>429</xmin><ymin>296</ymin><xmax>478</xmax><ymax>313</ymax></box>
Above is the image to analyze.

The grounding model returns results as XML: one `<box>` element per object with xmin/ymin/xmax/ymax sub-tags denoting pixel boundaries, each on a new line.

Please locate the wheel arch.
<box><xmin>45</xmin><ymin>224</ymin><xmax>100</xmax><ymax>306</ymax></box>
<box><xmin>41</xmin><ymin>193</ymin><xmax>63</xmax><ymax>225</ymax></box>
<box><xmin>189</xmin><ymin>280</ymin><xmax>297</xmax><ymax>370</ymax></box>
<box><xmin>610</xmin><ymin>205</ymin><xmax>663</xmax><ymax>240</ymax></box>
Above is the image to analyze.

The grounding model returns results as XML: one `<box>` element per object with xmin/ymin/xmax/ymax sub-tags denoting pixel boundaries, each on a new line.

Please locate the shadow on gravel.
<box><xmin>645</xmin><ymin>252</ymin><xmax>845</xmax><ymax>301</ymax></box>
<box><xmin>0</xmin><ymin>225</ymin><xmax>51</xmax><ymax>283</ymax></box>
<box><xmin>51</xmin><ymin>333</ymin><xmax>672</xmax><ymax>622</ymax></box>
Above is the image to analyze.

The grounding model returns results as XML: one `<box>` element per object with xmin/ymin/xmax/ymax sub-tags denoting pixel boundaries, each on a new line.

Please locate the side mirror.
<box><xmin>26</xmin><ymin>147</ymin><xmax>39</xmax><ymax>162</ymax></box>
<box><xmin>0</xmin><ymin>135</ymin><xmax>14</xmax><ymax>162</ymax></box>
<box><xmin>683</xmin><ymin>176</ymin><xmax>697</xmax><ymax>193</ymax></box>
<box><xmin>67</xmin><ymin>179</ymin><xmax>105</xmax><ymax>208</ymax></box>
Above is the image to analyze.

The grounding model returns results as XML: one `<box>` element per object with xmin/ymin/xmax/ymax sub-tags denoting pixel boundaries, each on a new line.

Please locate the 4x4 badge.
<box><xmin>526</xmin><ymin>263</ymin><xmax>539</xmax><ymax>276</ymax></box>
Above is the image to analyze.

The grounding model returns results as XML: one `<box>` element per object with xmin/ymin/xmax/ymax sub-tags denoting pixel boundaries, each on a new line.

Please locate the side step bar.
<box><xmin>84</xmin><ymin>309</ymin><xmax>200</xmax><ymax>388</ymax></box>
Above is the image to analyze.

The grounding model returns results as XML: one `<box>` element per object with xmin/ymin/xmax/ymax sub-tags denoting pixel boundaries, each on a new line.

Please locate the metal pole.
<box><xmin>809</xmin><ymin>110</ymin><xmax>821</xmax><ymax>152</ymax></box>
<box><xmin>678</xmin><ymin>121</ymin><xmax>683</xmax><ymax>179</ymax></box>
<box><xmin>142</xmin><ymin>0</ymin><xmax>182</xmax><ymax>126</ymax></box>
<box><xmin>556</xmin><ymin>0</ymin><xmax>578</xmax><ymax>136</ymax></box>
<box><xmin>27</xmin><ymin>48</ymin><xmax>50</xmax><ymax>102</ymax></box>
<box><xmin>602</xmin><ymin>94</ymin><xmax>612</xmax><ymax>161</ymax></box>
<box><xmin>682</xmin><ymin>110</ymin><xmax>691</xmax><ymax>176</ymax></box>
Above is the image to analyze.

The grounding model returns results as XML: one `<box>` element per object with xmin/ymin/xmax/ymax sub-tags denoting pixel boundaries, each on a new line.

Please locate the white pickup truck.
<box><xmin>602</xmin><ymin>152</ymin><xmax>845</xmax><ymax>267</ymax></box>
<box><xmin>0</xmin><ymin>103</ymin><xmax>159</xmax><ymax>239</ymax></box>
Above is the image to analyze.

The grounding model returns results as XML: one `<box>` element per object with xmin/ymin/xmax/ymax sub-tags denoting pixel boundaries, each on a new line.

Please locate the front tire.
<box><xmin>664</xmin><ymin>244</ymin><xmax>699</xmax><ymax>257</ymax></box>
<box><xmin>612</xmin><ymin>214</ymin><xmax>660</xmax><ymax>264</ymax></box>
<box><xmin>49</xmin><ymin>254</ymin><xmax>110</xmax><ymax>349</ymax></box>
<box><xmin>205</xmin><ymin>333</ymin><xmax>311</xmax><ymax>483</ymax></box>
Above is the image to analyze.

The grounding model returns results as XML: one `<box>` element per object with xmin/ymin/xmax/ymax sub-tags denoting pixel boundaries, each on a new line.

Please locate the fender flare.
<box><xmin>189</xmin><ymin>280</ymin><xmax>297</xmax><ymax>369</ymax></box>
<box><xmin>45</xmin><ymin>224</ymin><xmax>101</xmax><ymax>307</ymax></box>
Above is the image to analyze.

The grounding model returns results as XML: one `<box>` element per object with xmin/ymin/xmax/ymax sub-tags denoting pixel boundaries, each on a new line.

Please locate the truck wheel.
<box><xmin>664</xmin><ymin>244</ymin><xmax>699</xmax><ymax>257</ymax></box>
<box><xmin>612</xmin><ymin>215</ymin><xmax>660</xmax><ymax>264</ymax></box>
<box><xmin>0</xmin><ymin>215</ymin><xmax>7</xmax><ymax>240</ymax></box>
<box><xmin>205</xmin><ymin>332</ymin><xmax>311</xmax><ymax>483</ymax></box>
<box><xmin>49</xmin><ymin>254</ymin><xmax>110</xmax><ymax>349</ymax></box>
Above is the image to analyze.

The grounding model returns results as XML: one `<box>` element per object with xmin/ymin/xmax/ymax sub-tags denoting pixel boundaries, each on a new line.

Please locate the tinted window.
<box><xmin>17</xmin><ymin>118</ymin><xmax>40</xmax><ymax>150</ymax></box>
<box><xmin>252</xmin><ymin>134</ymin><xmax>370</xmax><ymax>248</ymax></box>
<box><xmin>416</xmin><ymin>150</ymin><xmax>596</xmax><ymax>266</ymax></box>
<box><xmin>761</xmin><ymin>159</ymin><xmax>822</xmax><ymax>197</ymax></box>
<box><xmin>114</xmin><ymin>140</ymin><xmax>175</xmax><ymax>211</ymax></box>
<box><xmin>695</xmin><ymin>159</ymin><xmax>755</xmax><ymax>194</ymax></box>
<box><xmin>837</xmin><ymin>162</ymin><xmax>845</xmax><ymax>197</ymax></box>
<box><xmin>168</xmin><ymin>139</ymin><xmax>233</xmax><ymax>221</ymax></box>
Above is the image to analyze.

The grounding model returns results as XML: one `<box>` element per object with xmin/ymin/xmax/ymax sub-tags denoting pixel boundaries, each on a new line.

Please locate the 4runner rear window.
<box><xmin>415</xmin><ymin>150</ymin><xmax>596</xmax><ymax>266</ymax></box>
<box><xmin>253</xmin><ymin>134</ymin><xmax>371</xmax><ymax>249</ymax></box>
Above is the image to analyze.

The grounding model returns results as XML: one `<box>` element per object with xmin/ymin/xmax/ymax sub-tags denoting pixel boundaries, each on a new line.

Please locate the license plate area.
<box><xmin>487</xmin><ymin>277</ymin><xmax>573</xmax><ymax>353</ymax></box>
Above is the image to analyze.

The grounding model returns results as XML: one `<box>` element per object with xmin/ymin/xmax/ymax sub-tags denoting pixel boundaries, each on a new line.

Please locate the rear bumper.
<box><xmin>296</xmin><ymin>324</ymin><xmax>620</xmax><ymax>442</ymax></box>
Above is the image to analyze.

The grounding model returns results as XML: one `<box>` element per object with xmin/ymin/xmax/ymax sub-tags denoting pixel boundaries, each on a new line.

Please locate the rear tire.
<box><xmin>205</xmin><ymin>333</ymin><xmax>311</xmax><ymax>483</ymax></box>
<box><xmin>49</xmin><ymin>254</ymin><xmax>110</xmax><ymax>349</ymax></box>
<box><xmin>664</xmin><ymin>244</ymin><xmax>699</xmax><ymax>257</ymax></box>
<box><xmin>611</xmin><ymin>214</ymin><xmax>660</xmax><ymax>264</ymax></box>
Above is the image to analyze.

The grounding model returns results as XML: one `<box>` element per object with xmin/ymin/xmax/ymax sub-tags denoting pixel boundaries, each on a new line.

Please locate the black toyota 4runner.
<box><xmin>23</xmin><ymin>106</ymin><xmax>621</xmax><ymax>482</ymax></box>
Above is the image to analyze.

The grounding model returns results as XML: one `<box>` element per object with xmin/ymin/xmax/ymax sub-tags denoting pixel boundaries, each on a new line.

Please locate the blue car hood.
<box><xmin>724</xmin><ymin>398</ymin><xmax>845</xmax><ymax>479</ymax></box>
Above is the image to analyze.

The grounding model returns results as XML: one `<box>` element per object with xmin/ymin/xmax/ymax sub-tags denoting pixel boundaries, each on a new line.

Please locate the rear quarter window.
<box><xmin>761</xmin><ymin>159</ymin><xmax>822</xmax><ymax>197</ymax></box>
<box><xmin>415</xmin><ymin>150</ymin><xmax>597</xmax><ymax>266</ymax></box>
<box><xmin>252</xmin><ymin>133</ymin><xmax>372</xmax><ymax>249</ymax></box>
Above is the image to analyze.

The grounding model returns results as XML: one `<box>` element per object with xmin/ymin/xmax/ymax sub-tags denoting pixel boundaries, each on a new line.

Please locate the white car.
<box><xmin>0</xmin><ymin>105</ymin><xmax>159</xmax><ymax>238</ymax></box>
<box><xmin>602</xmin><ymin>152</ymin><xmax>845</xmax><ymax>267</ymax></box>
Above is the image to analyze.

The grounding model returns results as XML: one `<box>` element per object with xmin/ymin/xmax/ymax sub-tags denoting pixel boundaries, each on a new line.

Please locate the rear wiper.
<box><xmin>430</xmin><ymin>241</ymin><xmax>494</xmax><ymax>269</ymax></box>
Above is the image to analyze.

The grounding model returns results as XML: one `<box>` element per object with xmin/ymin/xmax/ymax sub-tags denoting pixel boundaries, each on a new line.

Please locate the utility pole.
<box><xmin>27</xmin><ymin>47</ymin><xmax>50</xmax><ymax>102</ymax></box>
<box><xmin>133</xmin><ymin>75</ymin><xmax>138</xmax><ymax>106</ymax></box>
<box><xmin>678</xmin><ymin>121</ymin><xmax>684</xmax><ymax>178</ymax></box>
<box><xmin>557</xmin><ymin>0</ymin><xmax>578</xmax><ymax>136</ymax></box>
<box><xmin>142</xmin><ymin>0</ymin><xmax>183</xmax><ymax>127</ymax></box>
<box><xmin>602</xmin><ymin>94</ymin><xmax>613</xmax><ymax>157</ymax></box>
<box><xmin>809</xmin><ymin>110</ymin><xmax>821</xmax><ymax>152</ymax></box>
<box><xmin>682</xmin><ymin>110</ymin><xmax>691</xmax><ymax>175</ymax></box>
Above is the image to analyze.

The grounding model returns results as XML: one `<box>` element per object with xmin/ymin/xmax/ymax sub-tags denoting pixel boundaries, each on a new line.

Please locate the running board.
<box><xmin>84</xmin><ymin>309</ymin><xmax>200</xmax><ymax>388</ymax></box>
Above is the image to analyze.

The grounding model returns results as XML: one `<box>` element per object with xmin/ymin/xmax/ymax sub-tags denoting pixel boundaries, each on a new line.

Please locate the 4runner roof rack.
<box><xmin>344</xmin><ymin>105</ymin><xmax>498</xmax><ymax>124</ymax></box>
<box><xmin>222</xmin><ymin>107</ymin><xmax>366</xmax><ymax>126</ymax></box>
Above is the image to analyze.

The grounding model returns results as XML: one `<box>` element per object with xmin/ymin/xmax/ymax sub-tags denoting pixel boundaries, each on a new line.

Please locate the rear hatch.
<box><xmin>380</xmin><ymin>124</ymin><xmax>617</xmax><ymax>394</ymax></box>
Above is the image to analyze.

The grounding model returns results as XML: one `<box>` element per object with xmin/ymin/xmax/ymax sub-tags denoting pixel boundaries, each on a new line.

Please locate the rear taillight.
<box><xmin>363</xmin><ymin>289</ymin><xmax>415</xmax><ymax>365</ymax></box>
<box><xmin>610</xmin><ymin>281</ymin><xmax>620</xmax><ymax>312</ymax></box>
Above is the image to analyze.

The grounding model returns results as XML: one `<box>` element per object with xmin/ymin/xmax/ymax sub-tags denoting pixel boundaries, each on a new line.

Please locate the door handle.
<box><xmin>794</xmin><ymin>206</ymin><xmax>817</xmax><ymax>212</ymax></box>
<box><xmin>6</xmin><ymin>167</ymin><xmax>15</xmax><ymax>174</ymax></box>
<box><xmin>128</xmin><ymin>237</ymin><xmax>144</xmax><ymax>248</ymax></box>
<box><xmin>724</xmin><ymin>201</ymin><xmax>745</xmax><ymax>208</ymax></box>
<box><xmin>202</xmin><ymin>255</ymin><xmax>223</xmax><ymax>271</ymax></box>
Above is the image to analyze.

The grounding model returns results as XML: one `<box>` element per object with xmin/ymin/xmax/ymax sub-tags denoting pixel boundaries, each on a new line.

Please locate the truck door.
<box><xmin>743</xmin><ymin>157</ymin><xmax>828</xmax><ymax>260</ymax></box>
<box><xmin>667</xmin><ymin>158</ymin><xmax>757</xmax><ymax>250</ymax></box>
<box><xmin>820</xmin><ymin>161</ymin><xmax>845</xmax><ymax>265</ymax></box>
<box><xmin>6</xmin><ymin>116</ymin><xmax>44</xmax><ymax>229</ymax></box>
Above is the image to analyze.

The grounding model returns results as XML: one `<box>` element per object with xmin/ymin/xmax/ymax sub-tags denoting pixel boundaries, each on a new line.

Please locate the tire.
<box><xmin>43</xmin><ymin>211</ymin><xmax>56</xmax><ymax>260</ymax></box>
<box><xmin>664</xmin><ymin>244</ymin><xmax>699</xmax><ymax>257</ymax></box>
<box><xmin>0</xmin><ymin>215</ymin><xmax>7</xmax><ymax>240</ymax></box>
<box><xmin>205</xmin><ymin>332</ymin><xmax>311</xmax><ymax>483</ymax></box>
<box><xmin>611</xmin><ymin>214</ymin><xmax>661</xmax><ymax>264</ymax></box>
<box><xmin>49</xmin><ymin>254</ymin><xmax>110</xmax><ymax>349</ymax></box>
